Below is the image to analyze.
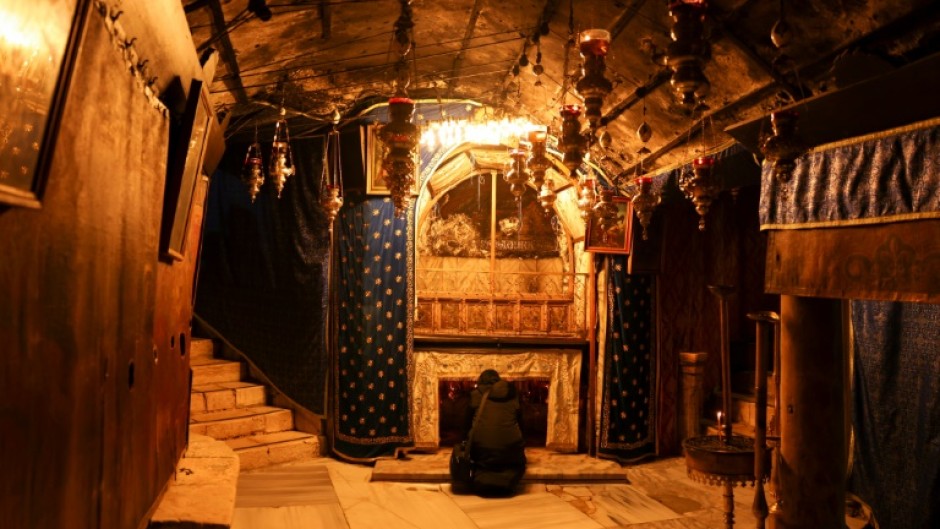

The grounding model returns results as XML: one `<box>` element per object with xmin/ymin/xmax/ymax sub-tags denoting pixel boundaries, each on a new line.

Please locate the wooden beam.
<box><xmin>715</xmin><ymin>23</ymin><xmax>807</xmax><ymax>101</ymax></box>
<box><xmin>318</xmin><ymin>0</ymin><xmax>332</xmax><ymax>39</ymax></box>
<box><xmin>620</xmin><ymin>81</ymin><xmax>779</xmax><ymax>175</ymax></box>
<box><xmin>599</xmin><ymin>68</ymin><xmax>671</xmax><ymax>127</ymax></box>
<box><xmin>445</xmin><ymin>0</ymin><xmax>485</xmax><ymax>98</ymax></box>
<box><xmin>497</xmin><ymin>0</ymin><xmax>561</xmax><ymax>104</ymax></box>
<box><xmin>726</xmin><ymin>51</ymin><xmax>940</xmax><ymax>154</ymax></box>
<box><xmin>608</xmin><ymin>0</ymin><xmax>649</xmax><ymax>41</ymax></box>
<box><xmin>202</xmin><ymin>0</ymin><xmax>249</xmax><ymax>104</ymax></box>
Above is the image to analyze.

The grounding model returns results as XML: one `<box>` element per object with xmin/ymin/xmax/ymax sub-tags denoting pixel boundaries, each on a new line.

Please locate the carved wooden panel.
<box><xmin>440</xmin><ymin>301</ymin><xmax>461</xmax><ymax>330</ymax></box>
<box><xmin>466</xmin><ymin>301</ymin><xmax>490</xmax><ymax>332</ymax></box>
<box><xmin>495</xmin><ymin>303</ymin><xmax>516</xmax><ymax>332</ymax></box>
<box><xmin>766</xmin><ymin>220</ymin><xmax>940</xmax><ymax>303</ymax></box>
<box><xmin>520</xmin><ymin>304</ymin><xmax>542</xmax><ymax>332</ymax></box>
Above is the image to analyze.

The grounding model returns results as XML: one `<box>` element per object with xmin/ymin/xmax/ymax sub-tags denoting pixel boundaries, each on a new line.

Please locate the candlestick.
<box><xmin>717</xmin><ymin>411</ymin><xmax>724</xmax><ymax>443</ymax></box>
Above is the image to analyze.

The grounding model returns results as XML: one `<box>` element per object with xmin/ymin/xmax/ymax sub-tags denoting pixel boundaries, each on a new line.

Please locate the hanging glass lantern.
<box><xmin>378</xmin><ymin>97</ymin><xmax>419</xmax><ymax>216</ymax></box>
<box><xmin>241</xmin><ymin>139</ymin><xmax>264</xmax><ymax>203</ymax></box>
<box><xmin>268</xmin><ymin>107</ymin><xmax>295</xmax><ymax>198</ymax></box>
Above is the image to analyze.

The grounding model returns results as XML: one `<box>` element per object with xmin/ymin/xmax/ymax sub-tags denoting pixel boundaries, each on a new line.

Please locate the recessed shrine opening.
<box><xmin>437</xmin><ymin>378</ymin><xmax>550</xmax><ymax>447</ymax></box>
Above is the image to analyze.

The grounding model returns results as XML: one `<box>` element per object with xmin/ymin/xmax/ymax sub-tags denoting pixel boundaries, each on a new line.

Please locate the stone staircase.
<box><xmin>706</xmin><ymin>372</ymin><xmax>779</xmax><ymax>439</ymax></box>
<box><xmin>188</xmin><ymin>337</ymin><xmax>320</xmax><ymax>470</ymax></box>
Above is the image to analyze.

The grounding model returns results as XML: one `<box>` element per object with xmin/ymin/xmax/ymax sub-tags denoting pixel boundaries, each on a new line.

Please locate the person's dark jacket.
<box><xmin>463</xmin><ymin>379</ymin><xmax>526</xmax><ymax>492</ymax></box>
<box><xmin>466</xmin><ymin>379</ymin><xmax>524</xmax><ymax>450</ymax></box>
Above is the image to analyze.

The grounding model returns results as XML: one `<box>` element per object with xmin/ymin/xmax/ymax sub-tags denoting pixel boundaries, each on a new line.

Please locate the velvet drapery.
<box><xmin>598</xmin><ymin>256</ymin><xmax>657</xmax><ymax>462</ymax></box>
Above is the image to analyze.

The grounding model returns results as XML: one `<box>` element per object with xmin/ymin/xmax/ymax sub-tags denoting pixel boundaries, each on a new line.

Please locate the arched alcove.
<box><xmin>413</xmin><ymin>142</ymin><xmax>593</xmax><ymax>339</ymax></box>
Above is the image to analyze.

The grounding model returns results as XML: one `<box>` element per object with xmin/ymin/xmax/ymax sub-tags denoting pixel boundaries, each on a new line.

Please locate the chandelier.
<box><xmin>420</xmin><ymin>117</ymin><xmax>535</xmax><ymax>150</ymax></box>
<box><xmin>320</xmin><ymin>126</ymin><xmax>343</xmax><ymax>231</ymax></box>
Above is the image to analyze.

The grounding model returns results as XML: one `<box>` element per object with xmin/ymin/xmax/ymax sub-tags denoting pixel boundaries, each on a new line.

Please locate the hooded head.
<box><xmin>476</xmin><ymin>369</ymin><xmax>512</xmax><ymax>399</ymax></box>
<box><xmin>478</xmin><ymin>369</ymin><xmax>500</xmax><ymax>386</ymax></box>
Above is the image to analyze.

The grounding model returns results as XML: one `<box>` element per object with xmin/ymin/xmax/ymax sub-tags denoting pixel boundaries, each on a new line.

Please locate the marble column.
<box><xmin>679</xmin><ymin>352</ymin><xmax>708</xmax><ymax>442</ymax></box>
<box><xmin>772</xmin><ymin>295</ymin><xmax>845</xmax><ymax>529</ymax></box>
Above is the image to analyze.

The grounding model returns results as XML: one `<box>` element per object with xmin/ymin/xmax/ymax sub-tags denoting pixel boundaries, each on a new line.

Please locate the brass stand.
<box><xmin>747</xmin><ymin>311</ymin><xmax>780</xmax><ymax>529</ymax></box>
<box><xmin>683</xmin><ymin>286</ymin><xmax>760</xmax><ymax>529</ymax></box>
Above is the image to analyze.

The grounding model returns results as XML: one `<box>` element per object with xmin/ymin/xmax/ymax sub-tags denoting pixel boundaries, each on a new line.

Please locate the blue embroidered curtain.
<box><xmin>330</xmin><ymin>101</ymin><xmax>475</xmax><ymax>460</ymax></box>
<box><xmin>760</xmin><ymin>119</ymin><xmax>940</xmax><ymax>230</ymax></box>
<box><xmin>598</xmin><ymin>256</ymin><xmax>657</xmax><ymax>462</ymax></box>
<box><xmin>850</xmin><ymin>300</ymin><xmax>940</xmax><ymax>529</ymax></box>
<box><xmin>331</xmin><ymin>198</ymin><xmax>415</xmax><ymax>460</ymax></box>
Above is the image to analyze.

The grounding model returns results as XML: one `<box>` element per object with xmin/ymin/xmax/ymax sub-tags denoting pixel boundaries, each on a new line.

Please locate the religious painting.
<box><xmin>161</xmin><ymin>80</ymin><xmax>212</xmax><ymax>261</ymax></box>
<box><xmin>0</xmin><ymin>0</ymin><xmax>89</xmax><ymax>208</ymax></box>
<box><xmin>362</xmin><ymin>123</ymin><xmax>419</xmax><ymax>196</ymax></box>
<box><xmin>584</xmin><ymin>196</ymin><xmax>634</xmax><ymax>254</ymax></box>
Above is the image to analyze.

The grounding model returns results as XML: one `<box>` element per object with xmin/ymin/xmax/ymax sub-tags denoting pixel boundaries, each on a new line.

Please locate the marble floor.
<box><xmin>232</xmin><ymin>450</ymin><xmax>765</xmax><ymax>529</ymax></box>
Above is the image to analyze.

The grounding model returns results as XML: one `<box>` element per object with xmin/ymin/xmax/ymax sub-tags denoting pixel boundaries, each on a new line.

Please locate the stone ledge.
<box><xmin>149</xmin><ymin>434</ymin><xmax>240</xmax><ymax>529</ymax></box>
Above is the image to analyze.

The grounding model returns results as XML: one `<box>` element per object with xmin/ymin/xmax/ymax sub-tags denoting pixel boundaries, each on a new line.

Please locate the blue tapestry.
<box><xmin>332</xmin><ymin>197</ymin><xmax>415</xmax><ymax>460</ymax></box>
<box><xmin>760</xmin><ymin>120</ymin><xmax>940</xmax><ymax>230</ymax></box>
<box><xmin>598</xmin><ymin>256</ymin><xmax>657</xmax><ymax>462</ymax></box>
<box><xmin>850</xmin><ymin>300</ymin><xmax>940</xmax><ymax>529</ymax></box>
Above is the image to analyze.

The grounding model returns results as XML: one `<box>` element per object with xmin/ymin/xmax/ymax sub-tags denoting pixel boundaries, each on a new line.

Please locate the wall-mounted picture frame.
<box><xmin>584</xmin><ymin>196</ymin><xmax>634</xmax><ymax>254</ymax></box>
<box><xmin>0</xmin><ymin>0</ymin><xmax>90</xmax><ymax>208</ymax></box>
<box><xmin>362</xmin><ymin>123</ymin><xmax>419</xmax><ymax>196</ymax></box>
<box><xmin>161</xmin><ymin>79</ymin><xmax>212</xmax><ymax>262</ymax></box>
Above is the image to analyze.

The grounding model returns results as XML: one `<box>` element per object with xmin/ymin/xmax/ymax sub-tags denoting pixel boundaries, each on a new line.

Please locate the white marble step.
<box><xmin>226</xmin><ymin>431</ymin><xmax>322</xmax><ymax>471</ymax></box>
<box><xmin>189</xmin><ymin>405</ymin><xmax>294</xmax><ymax>440</ymax></box>
<box><xmin>191</xmin><ymin>357</ymin><xmax>244</xmax><ymax>386</ymax></box>
<box><xmin>191</xmin><ymin>381</ymin><xmax>267</xmax><ymax>413</ymax></box>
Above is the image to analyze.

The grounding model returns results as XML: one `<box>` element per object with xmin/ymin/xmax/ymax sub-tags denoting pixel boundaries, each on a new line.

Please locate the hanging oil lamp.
<box><xmin>760</xmin><ymin>109</ymin><xmax>805</xmax><ymax>186</ymax></box>
<box><xmin>526</xmin><ymin>127</ymin><xmax>554</xmax><ymax>212</ymax></box>
<box><xmin>577</xmin><ymin>174</ymin><xmax>597</xmax><ymax>222</ymax></box>
<box><xmin>631</xmin><ymin>176</ymin><xmax>660</xmax><ymax>240</ymax></box>
<box><xmin>558</xmin><ymin>104</ymin><xmax>587</xmax><ymax>175</ymax></box>
<box><xmin>268</xmin><ymin>107</ymin><xmax>295</xmax><ymax>198</ymax></box>
<box><xmin>679</xmin><ymin>155</ymin><xmax>720</xmax><ymax>231</ymax></box>
<box><xmin>241</xmin><ymin>131</ymin><xmax>264</xmax><ymax>203</ymax></box>
<box><xmin>538</xmin><ymin>179</ymin><xmax>557</xmax><ymax>214</ymax></box>
<box><xmin>575</xmin><ymin>28</ymin><xmax>613</xmax><ymax>133</ymax></box>
<box><xmin>593</xmin><ymin>187</ymin><xmax>620</xmax><ymax>240</ymax></box>
<box><xmin>320</xmin><ymin>128</ymin><xmax>344</xmax><ymax>230</ymax></box>
<box><xmin>504</xmin><ymin>148</ymin><xmax>529</xmax><ymax>202</ymax></box>
<box><xmin>666</xmin><ymin>0</ymin><xmax>710</xmax><ymax>107</ymax></box>
<box><xmin>378</xmin><ymin>97</ymin><xmax>419</xmax><ymax>216</ymax></box>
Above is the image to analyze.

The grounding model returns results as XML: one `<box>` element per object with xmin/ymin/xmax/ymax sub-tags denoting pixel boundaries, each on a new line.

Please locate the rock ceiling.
<box><xmin>184</xmin><ymin>0</ymin><xmax>940</xmax><ymax>175</ymax></box>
